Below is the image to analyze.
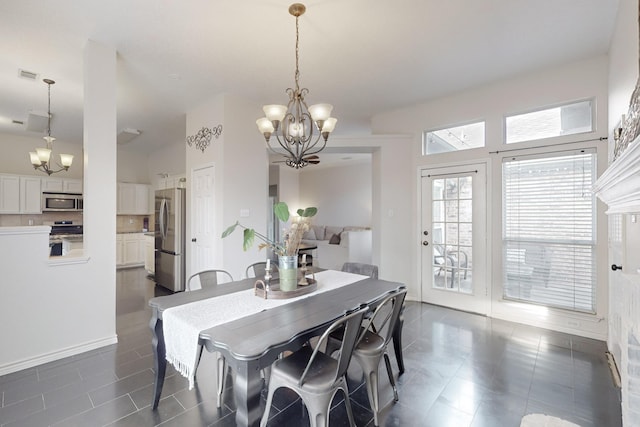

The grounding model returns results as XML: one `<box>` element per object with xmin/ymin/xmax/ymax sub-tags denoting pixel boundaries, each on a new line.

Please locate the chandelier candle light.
<box><xmin>256</xmin><ymin>3</ymin><xmax>337</xmax><ymax>169</ymax></box>
<box><xmin>29</xmin><ymin>79</ymin><xmax>73</xmax><ymax>175</ymax></box>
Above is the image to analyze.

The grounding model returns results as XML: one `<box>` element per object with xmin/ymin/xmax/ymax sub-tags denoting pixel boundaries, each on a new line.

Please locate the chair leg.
<box><xmin>260</xmin><ymin>382</ymin><xmax>278</xmax><ymax>427</ymax></box>
<box><xmin>383</xmin><ymin>352</ymin><xmax>398</xmax><ymax>402</ymax></box>
<box><xmin>340</xmin><ymin>385</ymin><xmax>357</xmax><ymax>427</ymax></box>
<box><xmin>393</xmin><ymin>316</ymin><xmax>405</xmax><ymax>375</ymax></box>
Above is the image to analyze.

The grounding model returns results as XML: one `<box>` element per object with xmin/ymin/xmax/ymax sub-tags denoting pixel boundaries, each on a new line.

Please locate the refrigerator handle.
<box><xmin>159</xmin><ymin>198</ymin><xmax>168</xmax><ymax>239</ymax></box>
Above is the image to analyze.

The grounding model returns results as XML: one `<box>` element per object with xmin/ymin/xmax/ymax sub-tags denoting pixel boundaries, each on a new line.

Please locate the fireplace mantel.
<box><xmin>593</xmin><ymin>137</ymin><xmax>640</xmax><ymax>214</ymax></box>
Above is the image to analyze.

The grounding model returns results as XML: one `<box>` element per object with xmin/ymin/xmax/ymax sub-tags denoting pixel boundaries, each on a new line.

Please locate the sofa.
<box><xmin>301</xmin><ymin>225</ymin><xmax>372</xmax><ymax>270</ymax></box>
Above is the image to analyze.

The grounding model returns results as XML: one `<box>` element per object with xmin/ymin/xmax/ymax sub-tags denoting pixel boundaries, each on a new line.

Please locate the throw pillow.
<box><xmin>329</xmin><ymin>233</ymin><xmax>341</xmax><ymax>245</ymax></box>
<box><xmin>302</xmin><ymin>228</ymin><xmax>316</xmax><ymax>240</ymax></box>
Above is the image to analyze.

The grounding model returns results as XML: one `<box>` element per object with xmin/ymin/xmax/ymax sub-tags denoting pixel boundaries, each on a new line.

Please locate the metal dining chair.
<box><xmin>260</xmin><ymin>304</ymin><xmax>370</xmax><ymax>427</ymax></box>
<box><xmin>352</xmin><ymin>287</ymin><xmax>407</xmax><ymax>426</ymax></box>
<box><xmin>245</xmin><ymin>261</ymin><xmax>278</xmax><ymax>278</ymax></box>
<box><xmin>186</xmin><ymin>269</ymin><xmax>234</xmax><ymax>290</ymax></box>
<box><xmin>341</xmin><ymin>262</ymin><xmax>379</xmax><ymax>279</ymax></box>
<box><xmin>185</xmin><ymin>269</ymin><xmax>234</xmax><ymax>407</ymax></box>
<box><xmin>340</xmin><ymin>262</ymin><xmax>405</xmax><ymax>375</ymax></box>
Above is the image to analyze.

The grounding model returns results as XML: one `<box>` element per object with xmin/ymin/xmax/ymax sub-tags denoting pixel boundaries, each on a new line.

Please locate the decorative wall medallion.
<box><xmin>614</xmin><ymin>1</ymin><xmax>640</xmax><ymax>161</ymax></box>
<box><xmin>186</xmin><ymin>124</ymin><xmax>223</xmax><ymax>153</ymax></box>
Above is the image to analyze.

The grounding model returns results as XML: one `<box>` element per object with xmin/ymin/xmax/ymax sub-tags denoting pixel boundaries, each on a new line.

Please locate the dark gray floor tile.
<box><xmin>3</xmin><ymin>370</ymin><xmax>82</xmax><ymax>406</ymax></box>
<box><xmin>88</xmin><ymin>369</ymin><xmax>155</xmax><ymax>407</ymax></box>
<box><xmin>470</xmin><ymin>400</ymin><xmax>524</xmax><ymax>427</ymax></box>
<box><xmin>4</xmin><ymin>394</ymin><xmax>92</xmax><ymax>427</ymax></box>
<box><xmin>52</xmin><ymin>394</ymin><xmax>137</xmax><ymax>427</ymax></box>
<box><xmin>0</xmin><ymin>394</ymin><xmax>44</xmax><ymax>425</ymax></box>
<box><xmin>422</xmin><ymin>399</ymin><xmax>474</xmax><ymax>427</ymax></box>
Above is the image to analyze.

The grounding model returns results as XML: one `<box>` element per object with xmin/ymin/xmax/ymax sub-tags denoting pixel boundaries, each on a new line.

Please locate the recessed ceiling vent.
<box><xmin>117</xmin><ymin>128</ymin><xmax>141</xmax><ymax>144</ymax></box>
<box><xmin>18</xmin><ymin>69</ymin><xmax>38</xmax><ymax>81</ymax></box>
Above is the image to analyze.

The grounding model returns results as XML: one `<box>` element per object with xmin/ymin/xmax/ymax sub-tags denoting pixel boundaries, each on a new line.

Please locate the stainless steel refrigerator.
<box><xmin>155</xmin><ymin>188</ymin><xmax>186</xmax><ymax>292</ymax></box>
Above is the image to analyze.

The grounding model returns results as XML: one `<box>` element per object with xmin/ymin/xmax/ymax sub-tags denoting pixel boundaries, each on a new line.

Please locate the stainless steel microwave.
<box><xmin>42</xmin><ymin>192</ymin><xmax>83</xmax><ymax>212</ymax></box>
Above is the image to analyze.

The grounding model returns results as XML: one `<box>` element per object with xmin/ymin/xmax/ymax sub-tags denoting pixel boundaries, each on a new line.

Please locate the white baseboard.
<box><xmin>0</xmin><ymin>335</ymin><xmax>118</xmax><ymax>377</ymax></box>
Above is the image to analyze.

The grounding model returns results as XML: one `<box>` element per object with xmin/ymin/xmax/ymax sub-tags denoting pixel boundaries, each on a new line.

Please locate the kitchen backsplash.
<box><xmin>0</xmin><ymin>212</ymin><xmax>83</xmax><ymax>227</ymax></box>
<box><xmin>116</xmin><ymin>214</ymin><xmax>154</xmax><ymax>233</ymax></box>
<box><xmin>0</xmin><ymin>212</ymin><xmax>153</xmax><ymax>233</ymax></box>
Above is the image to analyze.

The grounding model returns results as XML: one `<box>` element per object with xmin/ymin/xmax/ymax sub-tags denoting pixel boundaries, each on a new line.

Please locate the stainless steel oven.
<box><xmin>42</xmin><ymin>192</ymin><xmax>83</xmax><ymax>212</ymax></box>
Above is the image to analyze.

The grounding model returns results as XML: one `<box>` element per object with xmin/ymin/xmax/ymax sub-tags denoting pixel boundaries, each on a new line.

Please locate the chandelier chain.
<box><xmin>294</xmin><ymin>13</ymin><xmax>300</xmax><ymax>92</ymax></box>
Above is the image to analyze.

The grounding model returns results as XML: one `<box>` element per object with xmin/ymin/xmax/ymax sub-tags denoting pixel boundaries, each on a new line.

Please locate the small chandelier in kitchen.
<box><xmin>29</xmin><ymin>79</ymin><xmax>73</xmax><ymax>175</ymax></box>
<box><xmin>256</xmin><ymin>3</ymin><xmax>337</xmax><ymax>169</ymax></box>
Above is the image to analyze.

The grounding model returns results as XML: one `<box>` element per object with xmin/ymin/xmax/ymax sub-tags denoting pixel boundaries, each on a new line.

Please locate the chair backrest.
<box><xmin>186</xmin><ymin>269</ymin><xmax>233</xmax><ymax>291</ymax></box>
<box><xmin>245</xmin><ymin>262</ymin><xmax>278</xmax><ymax>278</ymax></box>
<box><xmin>299</xmin><ymin>304</ymin><xmax>369</xmax><ymax>386</ymax></box>
<box><xmin>341</xmin><ymin>262</ymin><xmax>379</xmax><ymax>279</ymax></box>
<box><xmin>361</xmin><ymin>287</ymin><xmax>407</xmax><ymax>348</ymax></box>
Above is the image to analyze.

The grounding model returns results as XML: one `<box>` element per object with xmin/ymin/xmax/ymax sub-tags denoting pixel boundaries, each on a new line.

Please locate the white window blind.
<box><xmin>502</xmin><ymin>150</ymin><xmax>596</xmax><ymax>312</ymax></box>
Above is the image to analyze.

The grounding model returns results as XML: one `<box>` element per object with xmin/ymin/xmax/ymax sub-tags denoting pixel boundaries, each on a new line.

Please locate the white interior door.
<box><xmin>421</xmin><ymin>163</ymin><xmax>488</xmax><ymax>315</ymax></box>
<box><xmin>191</xmin><ymin>165</ymin><xmax>215</xmax><ymax>276</ymax></box>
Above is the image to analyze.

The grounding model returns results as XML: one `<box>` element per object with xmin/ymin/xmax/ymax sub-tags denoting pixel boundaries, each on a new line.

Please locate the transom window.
<box><xmin>505</xmin><ymin>99</ymin><xmax>593</xmax><ymax>144</ymax></box>
<box><xmin>423</xmin><ymin>121</ymin><xmax>485</xmax><ymax>155</ymax></box>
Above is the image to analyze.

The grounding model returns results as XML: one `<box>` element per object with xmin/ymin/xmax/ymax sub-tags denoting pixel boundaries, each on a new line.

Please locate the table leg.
<box><xmin>150</xmin><ymin>312</ymin><xmax>166</xmax><ymax>410</ymax></box>
<box><xmin>233</xmin><ymin>360</ymin><xmax>264</xmax><ymax>427</ymax></box>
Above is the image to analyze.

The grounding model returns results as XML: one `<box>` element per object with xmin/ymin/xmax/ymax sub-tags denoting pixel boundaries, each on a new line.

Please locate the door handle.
<box><xmin>192</xmin><ymin>238</ymin><xmax>197</xmax><ymax>242</ymax></box>
<box><xmin>611</xmin><ymin>264</ymin><xmax>622</xmax><ymax>271</ymax></box>
<box><xmin>422</xmin><ymin>241</ymin><xmax>429</xmax><ymax>246</ymax></box>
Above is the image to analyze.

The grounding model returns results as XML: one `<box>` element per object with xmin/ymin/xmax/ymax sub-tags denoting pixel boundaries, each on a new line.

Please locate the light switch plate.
<box><xmin>240</xmin><ymin>209</ymin><xmax>250</xmax><ymax>218</ymax></box>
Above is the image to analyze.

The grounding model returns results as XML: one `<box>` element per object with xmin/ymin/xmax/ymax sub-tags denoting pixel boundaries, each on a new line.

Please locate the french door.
<box><xmin>420</xmin><ymin>163</ymin><xmax>488</xmax><ymax>315</ymax></box>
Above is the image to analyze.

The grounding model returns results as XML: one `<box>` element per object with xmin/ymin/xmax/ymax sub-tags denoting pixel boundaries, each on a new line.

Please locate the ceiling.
<box><xmin>0</xmin><ymin>0</ymin><xmax>620</xmax><ymax>158</ymax></box>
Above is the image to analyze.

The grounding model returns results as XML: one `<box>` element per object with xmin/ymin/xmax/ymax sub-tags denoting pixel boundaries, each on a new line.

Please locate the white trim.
<box><xmin>0</xmin><ymin>226</ymin><xmax>50</xmax><ymax>236</ymax></box>
<box><xmin>0</xmin><ymin>335</ymin><xmax>118</xmax><ymax>376</ymax></box>
<box><xmin>593</xmin><ymin>136</ymin><xmax>640</xmax><ymax>214</ymax></box>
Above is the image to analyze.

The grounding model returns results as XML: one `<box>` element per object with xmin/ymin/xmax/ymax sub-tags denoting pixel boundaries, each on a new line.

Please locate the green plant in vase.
<box><xmin>222</xmin><ymin>202</ymin><xmax>317</xmax><ymax>291</ymax></box>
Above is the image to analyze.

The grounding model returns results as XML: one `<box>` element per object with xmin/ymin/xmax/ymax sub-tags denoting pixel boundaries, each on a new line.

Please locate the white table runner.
<box><xmin>163</xmin><ymin>269</ymin><xmax>367</xmax><ymax>389</ymax></box>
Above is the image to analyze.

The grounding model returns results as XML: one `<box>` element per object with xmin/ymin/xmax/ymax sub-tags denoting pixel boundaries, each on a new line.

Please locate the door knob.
<box><xmin>611</xmin><ymin>264</ymin><xmax>622</xmax><ymax>271</ymax></box>
<box><xmin>422</xmin><ymin>241</ymin><xmax>429</xmax><ymax>246</ymax></box>
<box><xmin>423</xmin><ymin>231</ymin><xmax>429</xmax><ymax>236</ymax></box>
<box><xmin>191</xmin><ymin>238</ymin><xmax>197</xmax><ymax>242</ymax></box>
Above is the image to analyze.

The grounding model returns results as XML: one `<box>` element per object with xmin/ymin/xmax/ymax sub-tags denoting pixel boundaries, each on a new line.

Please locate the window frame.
<box><xmin>422</xmin><ymin>119</ymin><xmax>486</xmax><ymax>156</ymax></box>
<box><xmin>503</xmin><ymin>98</ymin><xmax>596</xmax><ymax>146</ymax></box>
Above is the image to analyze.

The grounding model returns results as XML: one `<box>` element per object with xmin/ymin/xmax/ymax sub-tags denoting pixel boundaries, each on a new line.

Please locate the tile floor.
<box><xmin>0</xmin><ymin>267</ymin><xmax>622</xmax><ymax>426</ymax></box>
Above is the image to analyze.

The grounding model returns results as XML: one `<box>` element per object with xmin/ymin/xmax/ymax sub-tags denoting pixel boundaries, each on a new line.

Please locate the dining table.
<box><xmin>148</xmin><ymin>270</ymin><xmax>404</xmax><ymax>427</ymax></box>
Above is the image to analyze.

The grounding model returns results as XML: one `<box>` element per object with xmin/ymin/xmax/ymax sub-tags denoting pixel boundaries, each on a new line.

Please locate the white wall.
<box><xmin>185</xmin><ymin>94</ymin><xmax>267</xmax><ymax>281</ymax></box>
<box><xmin>607</xmin><ymin>0</ymin><xmax>640</xmax><ymax>424</ymax></box>
<box><xmin>298</xmin><ymin>162</ymin><xmax>372</xmax><ymax>226</ymax></box>
<box><xmin>117</xmin><ymin>148</ymin><xmax>152</xmax><ymax>183</ymax></box>
<box><xmin>373</xmin><ymin>55</ymin><xmax>610</xmax><ymax>339</ymax></box>
<box><xmin>147</xmin><ymin>140</ymin><xmax>186</xmax><ymax>186</ymax></box>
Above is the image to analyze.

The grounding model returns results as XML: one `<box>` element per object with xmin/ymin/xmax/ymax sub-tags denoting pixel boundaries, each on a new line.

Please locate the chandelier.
<box><xmin>256</xmin><ymin>3</ymin><xmax>337</xmax><ymax>169</ymax></box>
<box><xmin>29</xmin><ymin>79</ymin><xmax>73</xmax><ymax>175</ymax></box>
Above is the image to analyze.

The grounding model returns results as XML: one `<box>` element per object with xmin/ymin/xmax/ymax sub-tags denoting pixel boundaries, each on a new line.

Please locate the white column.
<box><xmin>83</xmin><ymin>39</ymin><xmax>117</xmax><ymax>330</ymax></box>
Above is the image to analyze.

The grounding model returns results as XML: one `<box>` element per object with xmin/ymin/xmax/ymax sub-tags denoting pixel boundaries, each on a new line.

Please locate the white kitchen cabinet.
<box><xmin>63</xmin><ymin>179</ymin><xmax>83</xmax><ymax>193</ymax></box>
<box><xmin>20</xmin><ymin>176</ymin><xmax>42</xmax><ymax>213</ymax></box>
<box><xmin>117</xmin><ymin>183</ymin><xmax>151</xmax><ymax>215</ymax></box>
<box><xmin>116</xmin><ymin>233</ymin><xmax>146</xmax><ymax>268</ymax></box>
<box><xmin>0</xmin><ymin>174</ymin><xmax>20</xmax><ymax>213</ymax></box>
<box><xmin>144</xmin><ymin>234</ymin><xmax>155</xmax><ymax>274</ymax></box>
<box><xmin>157</xmin><ymin>174</ymin><xmax>186</xmax><ymax>190</ymax></box>
<box><xmin>42</xmin><ymin>177</ymin><xmax>82</xmax><ymax>193</ymax></box>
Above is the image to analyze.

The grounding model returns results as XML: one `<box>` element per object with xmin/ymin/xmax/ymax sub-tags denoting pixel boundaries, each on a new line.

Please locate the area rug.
<box><xmin>520</xmin><ymin>414</ymin><xmax>581</xmax><ymax>427</ymax></box>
